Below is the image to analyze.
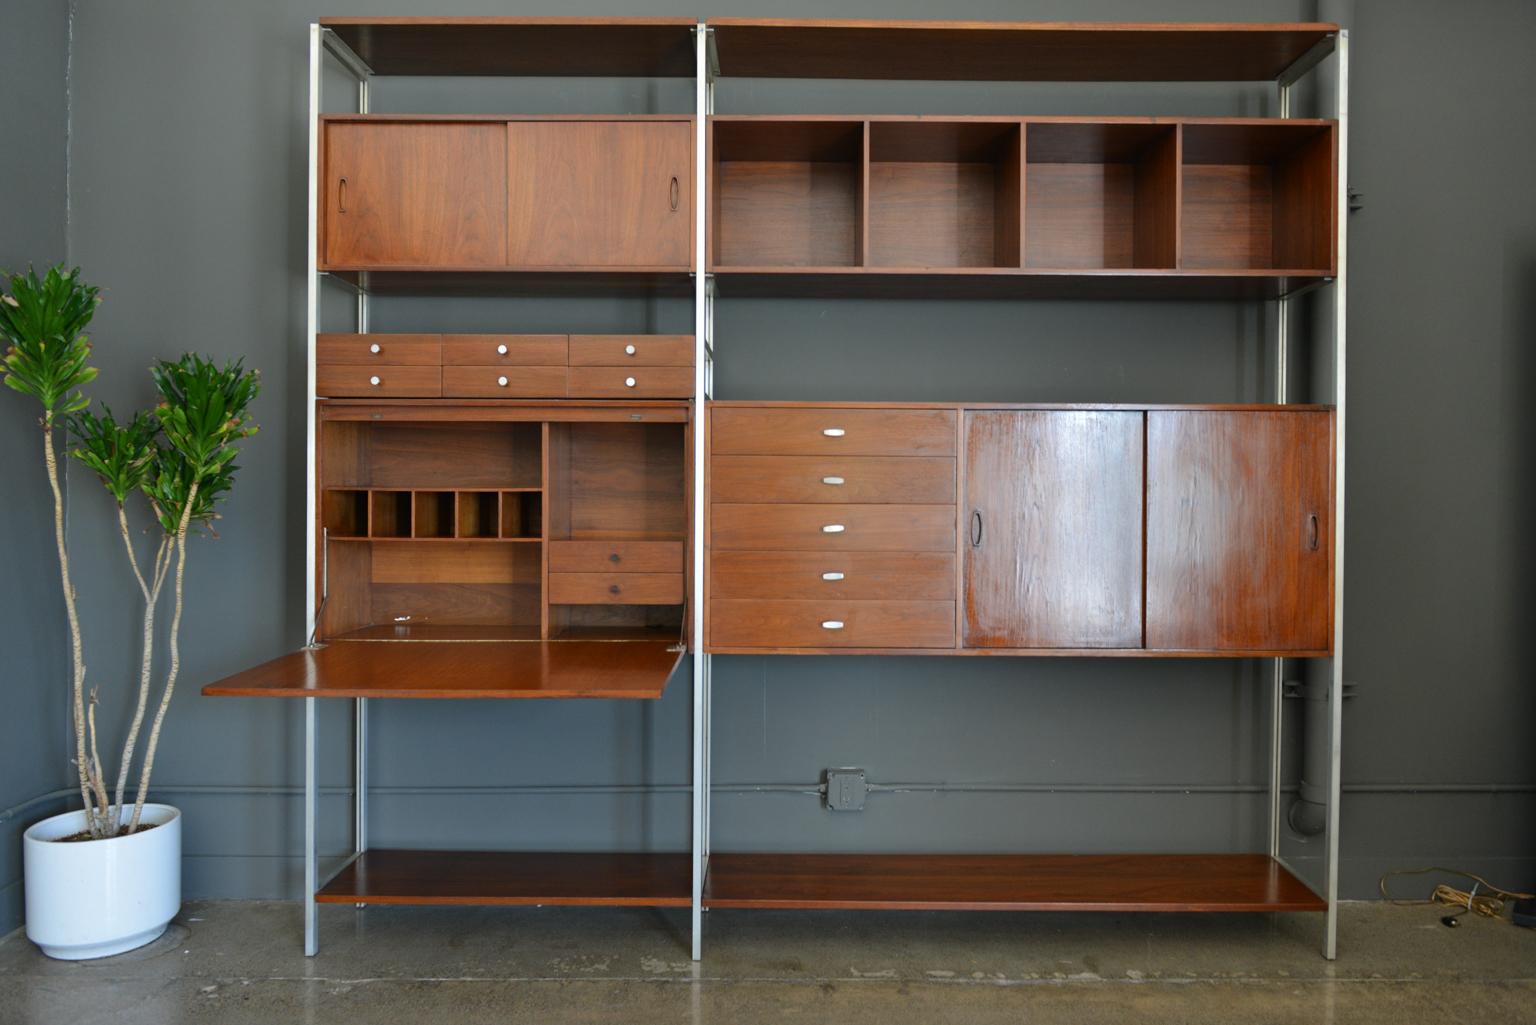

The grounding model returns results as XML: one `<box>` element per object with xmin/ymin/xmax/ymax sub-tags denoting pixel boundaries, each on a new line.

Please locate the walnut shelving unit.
<box><xmin>202</xmin><ymin>16</ymin><xmax>1348</xmax><ymax>963</ymax></box>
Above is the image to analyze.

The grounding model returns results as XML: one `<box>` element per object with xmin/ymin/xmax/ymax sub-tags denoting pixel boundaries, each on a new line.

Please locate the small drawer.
<box><xmin>442</xmin><ymin>335</ymin><xmax>567</xmax><ymax>366</ymax></box>
<box><xmin>442</xmin><ymin>365</ymin><xmax>568</xmax><ymax>398</ymax></box>
<box><xmin>569</xmin><ymin>335</ymin><xmax>694</xmax><ymax>366</ymax></box>
<box><xmin>317</xmin><ymin>334</ymin><xmax>441</xmax><ymax>365</ymax></box>
<box><xmin>710</xmin><ymin>406</ymin><xmax>957</xmax><ymax>457</ymax></box>
<box><xmin>316</xmin><ymin>365</ymin><xmax>441</xmax><ymax>398</ymax></box>
<box><xmin>709</xmin><ymin>599</ymin><xmax>956</xmax><ymax>650</ymax></box>
<box><xmin>710</xmin><ymin>504</ymin><xmax>956</xmax><ymax>552</ymax></box>
<box><xmin>711</xmin><ymin>551</ymin><xmax>955</xmax><ymax>600</ymax></box>
<box><xmin>549</xmin><ymin>572</ymin><xmax>685</xmax><ymax>605</ymax></box>
<box><xmin>711</xmin><ymin>455</ymin><xmax>955</xmax><ymax>504</ymax></box>
<box><xmin>549</xmin><ymin>541</ymin><xmax>685</xmax><ymax>574</ymax></box>
<box><xmin>568</xmin><ymin>366</ymin><xmax>693</xmax><ymax>398</ymax></box>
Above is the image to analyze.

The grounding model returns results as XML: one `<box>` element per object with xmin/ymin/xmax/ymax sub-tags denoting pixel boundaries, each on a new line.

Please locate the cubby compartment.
<box><xmin>370</xmin><ymin>491</ymin><xmax>412</xmax><ymax>538</ymax></box>
<box><xmin>1180</xmin><ymin>121</ymin><xmax>1335</xmax><ymax>271</ymax></box>
<box><xmin>868</xmin><ymin>121</ymin><xmax>1021</xmax><ymax>268</ymax></box>
<box><xmin>500</xmin><ymin>491</ymin><xmax>543</xmax><ymax>539</ymax></box>
<box><xmin>1024</xmin><ymin>122</ymin><xmax>1179</xmax><ymax>270</ymax></box>
<box><xmin>412</xmin><ymin>491</ymin><xmax>455</xmax><ymax>538</ymax></box>
<box><xmin>456</xmin><ymin>491</ymin><xmax>500</xmax><ymax>539</ymax></box>
<box><xmin>322</xmin><ymin>489</ymin><xmax>368</xmax><ymax>538</ymax></box>
<box><xmin>547</xmin><ymin>421</ymin><xmax>687</xmax><ymax>542</ymax></box>
<box><xmin>712</xmin><ymin>119</ymin><xmax>865</xmax><ymax>268</ymax></box>
<box><xmin>321</xmin><ymin>421</ymin><xmax>543</xmax><ymax>491</ymax></box>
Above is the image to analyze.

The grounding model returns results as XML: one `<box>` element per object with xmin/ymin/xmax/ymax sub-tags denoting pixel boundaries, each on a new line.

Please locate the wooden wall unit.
<box><xmin>706</xmin><ymin>402</ymin><xmax>1335</xmax><ymax>657</ymax></box>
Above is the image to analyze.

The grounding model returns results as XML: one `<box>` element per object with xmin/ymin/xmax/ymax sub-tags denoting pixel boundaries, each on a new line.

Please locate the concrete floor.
<box><xmin>1</xmin><ymin>902</ymin><xmax>1534</xmax><ymax>1024</ymax></box>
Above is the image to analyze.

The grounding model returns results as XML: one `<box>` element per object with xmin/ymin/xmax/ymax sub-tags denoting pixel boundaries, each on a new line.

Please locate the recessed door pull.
<box><xmin>822</xmin><ymin>476</ymin><xmax>844</xmax><ymax>485</ymax></box>
<box><xmin>823</xmin><ymin>428</ymin><xmax>845</xmax><ymax>437</ymax></box>
<box><xmin>669</xmin><ymin>176</ymin><xmax>680</xmax><ymax>211</ymax></box>
<box><xmin>338</xmin><ymin>177</ymin><xmax>347</xmax><ymax>212</ymax></box>
<box><xmin>822</xmin><ymin>524</ymin><xmax>845</xmax><ymax>534</ymax></box>
<box><xmin>821</xmin><ymin>621</ymin><xmax>845</xmax><ymax>630</ymax></box>
<box><xmin>822</xmin><ymin>572</ymin><xmax>845</xmax><ymax>581</ymax></box>
<box><xmin>971</xmin><ymin>509</ymin><xmax>983</xmax><ymax>547</ymax></box>
<box><xmin>1308</xmin><ymin>514</ymin><xmax>1320</xmax><ymax>551</ymax></box>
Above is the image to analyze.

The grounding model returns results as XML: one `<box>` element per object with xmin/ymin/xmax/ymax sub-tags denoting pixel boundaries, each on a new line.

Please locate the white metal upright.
<box><xmin>302</xmin><ymin>23</ymin><xmax>321</xmax><ymax>959</ymax></box>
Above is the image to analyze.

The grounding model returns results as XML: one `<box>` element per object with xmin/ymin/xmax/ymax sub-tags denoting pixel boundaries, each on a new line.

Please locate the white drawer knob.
<box><xmin>822</xmin><ymin>572</ymin><xmax>845</xmax><ymax>581</ymax></box>
<box><xmin>823</xmin><ymin>428</ymin><xmax>845</xmax><ymax>437</ymax></box>
<box><xmin>822</xmin><ymin>524</ymin><xmax>845</xmax><ymax>534</ymax></box>
<box><xmin>369</xmin><ymin>375</ymin><xmax>381</xmax><ymax>386</ymax></box>
<box><xmin>822</xmin><ymin>476</ymin><xmax>844</xmax><ymax>486</ymax></box>
<box><xmin>625</xmin><ymin>377</ymin><xmax>636</xmax><ymax>388</ymax></box>
<box><xmin>625</xmin><ymin>343</ymin><xmax>637</xmax><ymax>355</ymax></box>
<box><xmin>369</xmin><ymin>343</ymin><xmax>381</xmax><ymax>354</ymax></box>
<box><xmin>497</xmin><ymin>343</ymin><xmax>508</xmax><ymax>355</ymax></box>
<box><xmin>497</xmin><ymin>376</ymin><xmax>509</xmax><ymax>387</ymax></box>
<box><xmin>821</xmin><ymin>621</ymin><xmax>845</xmax><ymax>630</ymax></box>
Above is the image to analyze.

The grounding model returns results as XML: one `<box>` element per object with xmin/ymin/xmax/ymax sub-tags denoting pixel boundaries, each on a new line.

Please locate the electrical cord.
<box><xmin>1379</xmin><ymin>867</ymin><xmax>1534</xmax><ymax>927</ymax></box>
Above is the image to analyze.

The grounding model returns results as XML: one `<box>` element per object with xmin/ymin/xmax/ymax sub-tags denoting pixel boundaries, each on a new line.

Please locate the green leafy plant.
<box><xmin>2</xmin><ymin>264</ymin><xmax>261</xmax><ymax>839</ymax></box>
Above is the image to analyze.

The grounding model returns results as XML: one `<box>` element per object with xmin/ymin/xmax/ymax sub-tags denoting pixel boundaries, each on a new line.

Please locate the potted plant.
<box><xmin>2</xmin><ymin>265</ymin><xmax>259</xmax><ymax>959</ymax></box>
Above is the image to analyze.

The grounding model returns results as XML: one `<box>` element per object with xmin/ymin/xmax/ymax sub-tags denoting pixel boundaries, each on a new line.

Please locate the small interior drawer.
<box><xmin>317</xmin><ymin>334</ymin><xmax>441</xmax><ymax>365</ymax></box>
<box><xmin>549</xmin><ymin>572</ymin><xmax>685</xmax><ymax>605</ymax></box>
<box><xmin>441</xmin><ymin>365</ymin><xmax>568</xmax><ymax>398</ymax></box>
<box><xmin>569</xmin><ymin>335</ymin><xmax>694</xmax><ymax>366</ymax></box>
<box><xmin>567</xmin><ymin>366</ymin><xmax>693</xmax><ymax>398</ymax></box>
<box><xmin>549</xmin><ymin>540</ymin><xmax>686</xmax><ymax>574</ymax></box>
<box><xmin>316</xmin><ymin>365</ymin><xmax>442</xmax><ymax>397</ymax></box>
<box><xmin>442</xmin><ymin>335</ymin><xmax>568</xmax><ymax>366</ymax></box>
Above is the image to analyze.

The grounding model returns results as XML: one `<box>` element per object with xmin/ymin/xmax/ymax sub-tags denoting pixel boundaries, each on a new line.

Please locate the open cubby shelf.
<box><xmin>710</xmin><ymin>116</ymin><xmax>1335</xmax><ymax>289</ymax></box>
<box><xmin>322</xmin><ymin>488</ymin><xmax>542</xmax><ymax>540</ymax></box>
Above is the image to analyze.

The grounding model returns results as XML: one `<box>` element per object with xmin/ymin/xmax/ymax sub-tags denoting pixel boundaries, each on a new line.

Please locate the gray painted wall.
<box><xmin>0</xmin><ymin>0</ymin><xmax>72</xmax><ymax>934</ymax></box>
<box><xmin>4</xmin><ymin>0</ymin><xmax>1523</xmax><ymax>933</ymax></box>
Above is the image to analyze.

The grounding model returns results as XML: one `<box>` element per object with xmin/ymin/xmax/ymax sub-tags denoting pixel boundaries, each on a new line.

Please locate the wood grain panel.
<box><xmin>567</xmin><ymin>366</ymin><xmax>693</xmax><ymax>398</ymax></box>
<box><xmin>549</xmin><ymin>540</ymin><xmax>685</xmax><ymax>573</ymax></box>
<box><xmin>371</xmin><ymin>540</ymin><xmax>530</xmax><ymax>585</ymax></box>
<box><xmin>317</xmin><ymin>334</ymin><xmax>441</xmax><ymax>365</ymax></box>
<box><xmin>1146</xmin><ymin>410</ymin><xmax>1332</xmax><ymax>652</ymax></box>
<box><xmin>710</xmin><ymin>407</ymin><xmax>957</xmax><ymax>456</ymax></box>
<box><xmin>568</xmin><ymin>335</ymin><xmax>694</xmax><ymax>366</ymax></box>
<box><xmin>1025</xmin><ymin>163</ymin><xmax>1134</xmax><ymax>269</ymax></box>
<box><xmin>549</xmin><ymin>572</ymin><xmax>684</xmax><ymax>605</ymax></box>
<box><xmin>441</xmin><ymin>335</ymin><xmax>567</xmax><ymax>365</ymax></box>
<box><xmin>1180</xmin><ymin>165</ymin><xmax>1273</xmax><ymax>269</ymax></box>
<box><xmin>711</xmin><ymin>455</ymin><xmax>955</xmax><ymax>504</ymax></box>
<box><xmin>715</xmin><ymin>161</ymin><xmax>860</xmax><ymax>267</ymax></box>
<box><xmin>710</xmin><ymin>599</ymin><xmax>955</xmax><ymax>649</ymax></box>
<box><xmin>962</xmin><ymin>411</ymin><xmax>1144</xmax><ymax>649</ymax></box>
<box><xmin>317</xmin><ymin>849</ymin><xmax>690</xmax><ymax>907</ymax></box>
<box><xmin>317</xmin><ymin>365</ymin><xmax>441</xmax><ymax>398</ymax></box>
<box><xmin>370</xmin><ymin>582</ymin><xmax>538</xmax><ymax>627</ymax></box>
<box><xmin>711</xmin><ymin>550</ymin><xmax>955</xmax><ymax>600</ymax></box>
<box><xmin>507</xmin><ymin>121</ymin><xmax>691</xmax><ymax>268</ymax></box>
<box><xmin>366</xmin><ymin>423</ymin><xmax>542</xmax><ymax>489</ymax></box>
<box><xmin>711</xmin><ymin>504</ymin><xmax>955</xmax><ymax>552</ymax></box>
<box><xmin>323</xmin><ymin>122</ymin><xmax>506</xmax><ymax>267</ymax></box>
<box><xmin>442</xmin><ymin>365</ymin><xmax>568</xmax><ymax>398</ymax></box>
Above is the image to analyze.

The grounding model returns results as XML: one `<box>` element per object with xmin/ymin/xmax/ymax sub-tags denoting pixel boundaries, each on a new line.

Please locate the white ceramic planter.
<box><xmin>23</xmin><ymin>804</ymin><xmax>181</xmax><ymax>960</ymax></box>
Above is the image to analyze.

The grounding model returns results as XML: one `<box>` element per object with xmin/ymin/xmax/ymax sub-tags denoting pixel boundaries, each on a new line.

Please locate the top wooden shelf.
<box><xmin>709</xmin><ymin>19</ymin><xmax>1337</xmax><ymax>82</ymax></box>
<box><xmin>320</xmin><ymin>17</ymin><xmax>698</xmax><ymax>77</ymax></box>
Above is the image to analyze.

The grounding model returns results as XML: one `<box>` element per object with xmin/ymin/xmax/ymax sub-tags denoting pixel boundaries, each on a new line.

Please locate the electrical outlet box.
<box><xmin>825</xmin><ymin>769</ymin><xmax>867</xmax><ymax>812</ymax></box>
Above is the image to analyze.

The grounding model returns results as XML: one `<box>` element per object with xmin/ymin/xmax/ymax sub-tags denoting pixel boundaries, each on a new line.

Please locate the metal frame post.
<box><xmin>690</xmin><ymin>19</ymin><xmax>713</xmax><ymax>963</ymax></box>
<box><xmin>303</xmin><ymin>23</ymin><xmax>321</xmax><ymax>959</ymax></box>
<box><xmin>1268</xmin><ymin>77</ymin><xmax>1293</xmax><ymax>862</ymax></box>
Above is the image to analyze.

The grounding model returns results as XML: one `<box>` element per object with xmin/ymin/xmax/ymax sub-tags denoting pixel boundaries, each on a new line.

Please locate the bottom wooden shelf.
<box><xmin>704</xmin><ymin>853</ymin><xmax>1323</xmax><ymax>912</ymax></box>
<box><xmin>317</xmin><ymin>850</ymin><xmax>691</xmax><ymax>907</ymax></box>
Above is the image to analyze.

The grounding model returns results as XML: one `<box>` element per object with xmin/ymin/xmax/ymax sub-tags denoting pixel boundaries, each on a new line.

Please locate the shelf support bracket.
<box><xmin>1277</xmin><ymin>34</ymin><xmax>1337</xmax><ymax>92</ymax></box>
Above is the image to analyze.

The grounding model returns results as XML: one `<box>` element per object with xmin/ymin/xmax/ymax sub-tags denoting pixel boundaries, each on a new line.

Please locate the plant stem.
<box><xmin>129</xmin><ymin>479</ymin><xmax>198</xmax><ymax>834</ymax></box>
<box><xmin>111</xmin><ymin>512</ymin><xmax>164</xmax><ymax>830</ymax></box>
<box><xmin>44</xmin><ymin>424</ymin><xmax>101</xmax><ymax>836</ymax></box>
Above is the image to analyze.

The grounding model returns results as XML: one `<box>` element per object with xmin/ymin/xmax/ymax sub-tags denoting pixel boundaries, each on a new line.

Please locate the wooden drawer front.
<box><xmin>442</xmin><ymin>365</ymin><xmax>568</xmax><ymax>398</ymax></box>
<box><xmin>317</xmin><ymin>365</ymin><xmax>441</xmax><ymax>398</ymax></box>
<box><xmin>569</xmin><ymin>335</ymin><xmax>694</xmax><ymax>366</ymax></box>
<box><xmin>710</xmin><ymin>599</ymin><xmax>955</xmax><ymax>649</ymax></box>
<box><xmin>711</xmin><ymin>407</ymin><xmax>957</xmax><ymax>457</ymax></box>
<box><xmin>316</xmin><ymin>334</ymin><xmax>441</xmax><ymax>365</ymax></box>
<box><xmin>567</xmin><ymin>366</ymin><xmax>693</xmax><ymax>398</ymax></box>
<box><xmin>549</xmin><ymin>541</ymin><xmax>685</xmax><ymax>574</ymax></box>
<box><xmin>711</xmin><ymin>455</ymin><xmax>955</xmax><ymax>505</ymax></box>
<box><xmin>711</xmin><ymin>504</ymin><xmax>955</xmax><ymax>552</ymax></box>
<box><xmin>442</xmin><ymin>335</ymin><xmax>567</xmax><ymax>366</ymax></box>
<box><xmin>712</xmin><ymin>551</ymin><xmax>955</xmax><ymax>600</ymax></box>
<box><xmin>549</xmin><ymin>572</ymin><xmax>684</xmax><ymax>605</ymax></box>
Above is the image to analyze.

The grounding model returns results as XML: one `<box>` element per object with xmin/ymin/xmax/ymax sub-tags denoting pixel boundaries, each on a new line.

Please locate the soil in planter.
<box><xmin>54</xmin><ymin>822</ymin><xmax>161</xmax><ymax>843</ymax></box>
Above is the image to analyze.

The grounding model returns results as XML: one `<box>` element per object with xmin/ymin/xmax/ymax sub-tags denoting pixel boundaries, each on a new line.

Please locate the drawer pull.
<box><xmin>369</xmin><ymin>343</ymin><xmax>381</xmax><ymax>354</ymax></box>
<box><xmin>369</xmin><ymin>375</ymin><xmax>381</xmax><ymax>387</ymax></box>
<box><xmin>625</xmin><ymin>377</ymin><xmax>637</xmax><ymax>388</ymax></box>
<box><xmin>609</xmin><ymin>584</ymin><xmax>622</xmax><ymax>595</ymax></box>
<box><xmin>608</xmin><ymin>553</ymin><xmax>621</xmax><ymax>564</ymax></box>
<box><xmin>821</xmin><ymin>572</ymin><xmax>845</xmax><ymax>581</ymax></box>
<box><xmin>497</xmin><ymin>376</ymin><xmax>509</xmax><ymax>387</ymax></box>
<box><xmin>822</xmin><ymin>524</ymin><xmax>845</xmax><ymax>534</ymax></box>
<box><xmin>497</xmin><ymin>343</ymin><xmax>509</xmax><ymax>355</ymax></box>
<box><xmin>822</xmin><ymin>476</ymin><xmax>844</xmax><ymax>486</ymax></box>
<box><xmin>625</xmin><ymin>344</ymin><xmax>637</xmax><ymax>356</ymax></box>
<box><xmin>821</xmin><ymin>620</ymin><xmax>845</xmax><ymax>630</ymax></box>
<box><xmin>823</xmin><ymin>428</ymin><xmax>845</xmax><ymax>437</ymax></box>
